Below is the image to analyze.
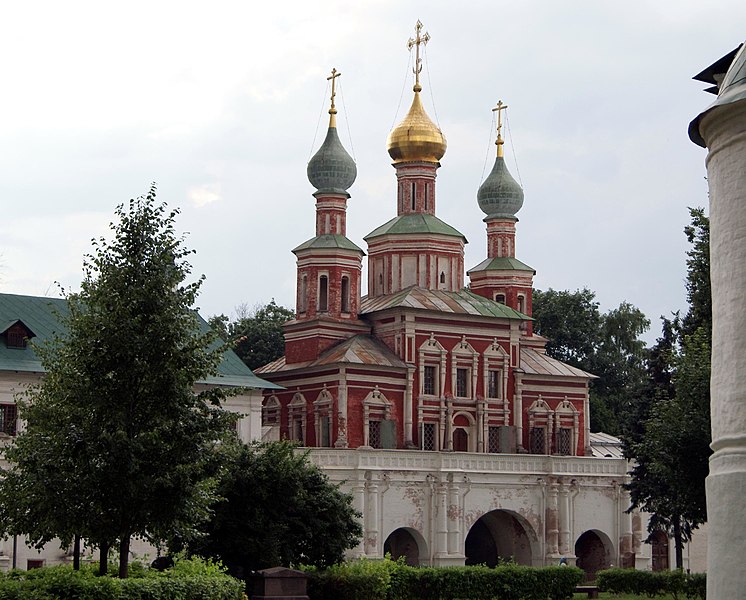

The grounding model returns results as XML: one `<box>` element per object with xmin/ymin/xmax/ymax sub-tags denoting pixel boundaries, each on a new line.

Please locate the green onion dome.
<box><xmin>307</xmin><ymin>126</ymin><xmax>357</xmax><ymax>195</ymax></box>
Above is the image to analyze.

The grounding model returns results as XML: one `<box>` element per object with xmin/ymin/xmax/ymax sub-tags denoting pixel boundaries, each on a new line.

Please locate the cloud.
<box><xmin>188</xmin><ymin>184</ymin><xmax>222</xmax><ymax>208</ymax></box>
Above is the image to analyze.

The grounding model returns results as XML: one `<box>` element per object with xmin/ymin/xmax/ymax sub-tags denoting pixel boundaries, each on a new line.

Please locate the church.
<box><xmin>255</xmin><ymin>22</ymin><xmax>650</xmax><ymax>576</ymax></box>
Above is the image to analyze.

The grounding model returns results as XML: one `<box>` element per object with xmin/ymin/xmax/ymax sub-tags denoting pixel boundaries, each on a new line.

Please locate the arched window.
<box><xmin>411</xmin><ymin>181</ymin><xmax>416</xmax><ymax>210</ymax></box>
<box><xmin>495</xmin><ymin>293</ymin><xmax>506</xmax><ymax>304</ymax></box>
<box><xmin>318</xmin><ymin>275</ymin><xmax>328</xmax><ymax>312</ymax></box>
<box><xmin>341</xmin><ymin>276</ymin><xmax>350</xmax><ymax>313</ymax></box>
<box><xmin>517</xmin><ymin>294</ymin><xmax>525</xmax><ymax>313</ymax></box>
<box><xmin>439</xmin><ymin>271</ymin><xmax>446</xmax><ymax>284</ymax></box>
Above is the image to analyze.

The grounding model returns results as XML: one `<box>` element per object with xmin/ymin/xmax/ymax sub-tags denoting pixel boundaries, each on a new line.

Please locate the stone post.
<box><xmin>689</xmin><ymin>44</ymin><xmax>746</xmax><ymax>598</ymax></box>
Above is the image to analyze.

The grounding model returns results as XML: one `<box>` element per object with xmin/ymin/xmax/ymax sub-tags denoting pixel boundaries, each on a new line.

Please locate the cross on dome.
<box><xmin>327</xmin><ymin>68</ymin><xmax>341</xmax><ymax>126</ymax></box>
<box><xmin>492</xmin><ymin>100</ymin><xmax>509</xmax><ymax>157</ymax></box>
<box><xmin>407</xmin><ymin>20</ymin><xmax>430</xmax><ymax>92</ymax></box>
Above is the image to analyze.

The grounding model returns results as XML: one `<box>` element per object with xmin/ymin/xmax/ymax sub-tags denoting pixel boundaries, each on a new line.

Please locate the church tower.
<box><xmin>285</xmin><ymin>69</ymin><xmax>369</xmax><ymax>364</ymax></box>
<box><xmin>468</xmin><ymin>102</ymin><xmax>535</xmax><ymax>333</ymax></box>
<box><xmin>365</xmin><ymin>21</ymin><xmax>466</xmax><ymax>297</ymax></box>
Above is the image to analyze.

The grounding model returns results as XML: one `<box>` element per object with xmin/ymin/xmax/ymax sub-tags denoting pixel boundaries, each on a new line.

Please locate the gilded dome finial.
<box><xmin>492</xmin><ymin>100</ymin><xmax>508</xmax><ymax>158</ymax></box>
<box><xmin>327</xmin><ymin>68</ymin><xmax>341</xmax><ymax>128</ymax></box>
<box><xmin>407</xmin><ymin>20</ymin><xmax>430</xmax><ymax>93</ymax></box>
<box><xmin>387</xmin><ymin>20</ymin><xmax>446</xmax><ymax>164</ymax></box>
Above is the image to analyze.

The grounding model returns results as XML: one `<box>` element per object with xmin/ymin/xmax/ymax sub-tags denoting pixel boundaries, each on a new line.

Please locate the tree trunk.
<box><xmin>98</xmin><ymin>541</ymin><xmax>110</xmax><ymax>576</ymax></box>
<box><xmin>673</xmin><ymin>517</ymin><xmax>684</xmax><ymax>569</ymax></box>
<box><xmin>73</xmin><ymin>534</ymin><xmax>81</xmax><ymax>570</ymax></box>
<box><xmin>118</xmin><ymin>535</ymin><xmax>130</xmax><ymax>578</ymax></box>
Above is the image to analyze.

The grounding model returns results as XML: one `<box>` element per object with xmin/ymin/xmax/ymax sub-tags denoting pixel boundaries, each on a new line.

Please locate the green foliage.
<box><xmin>305</xmin><ymin>558</ymin><xmax>583</xmax><ymax>600</ymax></box>
<box><xmin>0</xmin><ymin>186</ymin><xmax>237</xmax><ymax>578</ymax></box>
<box><xmin>0</xmin><ymin>563</ymin><xmax>244</xmax><ymax>600</ymax></box>
<box><xmin>209</xmin><ymin>299</ymin><xmax>293</xmax><ymax>370</ymax></box>
<box><xmin>532</xmin><ymin>289</ymin><xmax>649</xmax><ymax>434</ymax></box>
<box><xmin>182</xmin><ymin>440</ymin><xmax>362</xmax><ymax>578</ymax></box>
<box><xmin>597</xmin><ymin>568</ymin><xmax>705</xmax><ymax>600</ymax></box>
<box><xmin>623</xmin><ymin>208</ymin><xmax>711</xmax><ymax>568</ymax></box>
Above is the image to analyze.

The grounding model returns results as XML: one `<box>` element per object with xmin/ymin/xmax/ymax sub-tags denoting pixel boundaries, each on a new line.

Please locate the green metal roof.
<box><xmin>360</xmin><ymin>286</ymin><xmax>531</xmax><ymax>320</ymax></box>
<box><xmin>0</xmin><ymin>292</ymin><xmax>279</xmax><ymax>390</ymax></box>
<box><xmin>292</xmin><ymin>234</ymin><xmax>364</xmax><ymax>254</ymax></box>
<box><xmin>467</xmin><ymin>256</ymin><xmax>535</xmax><ymax>274</ymax></box>
<box><xmin>364</xmin><ymin>214</ymin><xmax>467</xmax><ymax>242</ymax></box>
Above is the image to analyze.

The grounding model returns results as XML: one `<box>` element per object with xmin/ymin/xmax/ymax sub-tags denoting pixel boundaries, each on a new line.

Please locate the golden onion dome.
<box><xmin>386</xmin><ymin>88</ymin><xmax>447</xmax><ymax>164</ymax></box>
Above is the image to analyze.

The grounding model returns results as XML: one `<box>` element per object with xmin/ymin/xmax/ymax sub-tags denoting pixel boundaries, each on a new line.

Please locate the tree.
<box><xmin>209</xmin><ymin>299</ymin><xmax>294</xmax><ymax>370</ymax></box>
<box><xmin>624</xmin><ymin>208</ymin><xmax>712</xmax><ymax>568</ymax></box>
<box><xmin>181</xmin><ymin>441</ymin><xmax>362</xmax><ymax>578</ymax></box>
<box><xmin>531</xmin><ymin>289</ymin><xmax>649</xmax><ymax>434</ymax></box>
<box><xmin>0</xmin><ymin>186</ymin><xmax>236</xmax><ymax>577</ymax></box>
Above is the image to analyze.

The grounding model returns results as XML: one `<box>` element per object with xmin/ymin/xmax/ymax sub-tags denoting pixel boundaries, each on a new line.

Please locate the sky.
<box><xmin>0</xmin><ymin>1</ymin><xmax>743</xmax><ymax>344</ymax></box>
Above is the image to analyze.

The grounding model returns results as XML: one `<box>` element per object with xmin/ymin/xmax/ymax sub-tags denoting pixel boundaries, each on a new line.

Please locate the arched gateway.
<box><xmin>465</xmin><ymin>509</ymin><xmax>538</xmax><ymax>567</ymax></box>
<box><xmin>575</xmin><ymin>530</ymin><xmax>613</xmax><ymax>581</ymax></box>
<box><xmin>383</xmin><ymin>527</ymin><xmax>427</xmax><ymax>566</ymax></box>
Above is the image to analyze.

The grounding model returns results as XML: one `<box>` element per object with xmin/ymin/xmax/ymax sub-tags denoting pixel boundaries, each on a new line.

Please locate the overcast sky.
<box><xmin>1</xmin><ymin>1</ymin><xmax>742</xmax><ymax>343</ymax></box>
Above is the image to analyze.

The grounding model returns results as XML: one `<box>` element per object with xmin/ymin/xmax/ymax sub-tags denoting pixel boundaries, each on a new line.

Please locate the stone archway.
<box><xmin>383</xmin><ymin>527</ymin><xmax>427</xmax><ymax>566</ymax></box>
<box><xmin>575</xmin><ymin>530</ymin><xmax>613</xmax><ymax>581</ymax></box>
<box><xmin>465</xmin><ymin>509</ymin><xmax>538</xmax><ymax>567</ymax></box>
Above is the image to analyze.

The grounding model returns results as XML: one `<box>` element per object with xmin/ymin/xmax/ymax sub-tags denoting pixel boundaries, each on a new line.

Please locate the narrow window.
<box><xmin>0</xmin><ymin>404</ymin><xmax>18</xmax><ymax>436</ymax></box>
<box><xmin>320</xmin><ymin>415</ymin><xmax>331</xmax><ymax>447</ymax></box>
<box><xmin>439</xmin><ymin>271</ymin><xmax>445</xmax><ymax>284</ymax></box>
<box><xmin>423</xmin><ymin>365</ymin><xmax>436</xmax><ymax>395</ymax></box>
<box><xmin>293</xmin><ymin>418</ymin><xmax>304</xmax><ymax>444</ymax></box>
<box><xmin>495</xmin><ymin>293</ymin><xmax>506</xmax><ymax>304</ymax></box>
<box><xmin>369</xmin><ymin>420</ymin><xmax>382</xmax><ymax>449</ymax></box>
<box><xmin>424</xmin><ymin>182</ymin><xmax>429</xmax><ymax>210</ymax></box>
<box><xmin>557</xmin><ymin>428</ymin><xmax>572</xmax><ymax>455</ymax></box>
<box><xmin>517</xmin><ymin>295</ymin><xmax>525</xmax><ymax>313</ymax></box>
<box><xmin>411</xmin><ymin>181</ymin><xmax>416</xmax><ymax>210</ymax></box>
<box><xmin>456</xmin><ymin>368</ymin><xmax>469</xmax><ymax>397</ymax></box>
<box><xmin>318</xmin><ymin>275</ymin><xmax>328</xmax><ymax>312</ymax></box>
<box><xmin>341</xmin><ymin>276</ymin><xmax>350</xmax><ymax>313</ymax></box>
<box><xmin>300</xmin><ymin>275</ymin><xmax>307</xmax><ymax>313</ymax></box>
<box><xmin>488</xmin><ymin>426</ymin><xmax>500</xmax><ymax>453</ymax></box>
<box><xmin>529</xmin><ymin>427</ymin><xmax>546</xmax><ymax>454</ymax></box>
<box><xmin>422</xmin><ymin>423</ymin><xmax>436</xmax><ymax>451</ymax></box>
<box><xmin>487</xmin><ymin>370</ymin><xmax>500</xmax><ymax>399</ymax></box>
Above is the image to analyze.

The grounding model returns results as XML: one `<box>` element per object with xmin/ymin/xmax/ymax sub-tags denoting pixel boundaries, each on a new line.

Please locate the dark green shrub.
<box><xmin>0</xmin><ymin>563</ymin><xmax>243</xmax><ymax>600</ymax></box>
<box><xmin>306</xmin><ymin>559</ymin><xmax>582</xmax><ymax>600</ymax></box>
<box><xmin>597</xmin><ymin>567</ymin><xmax>705</xmax><ymax>599</ymax></box>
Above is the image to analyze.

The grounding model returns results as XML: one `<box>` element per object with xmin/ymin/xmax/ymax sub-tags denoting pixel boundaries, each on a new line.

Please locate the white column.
<box><xmin>435</xmin><ymin>482</ymin><xmax>449</xmax><ymax>558</ymax></box>
<box><xmin>447</xmin><ymin>473</ymin><xmax>460</xmax><ymax>555</ymax></box>
<box><xmin>514</xmin><ymin>372</ymin><xmax>524</xmax><ymax>451</ymax></box>
<box><xmin>404</xmin><ymin>366</ymin><xmax>415</xmax><ymax>447</ymax></box>
<box><xmin>546</xmin><ymin>479</ymin><xmax>559</xmax><ymax>557</ymax></box>
<box><xmin>351</xmin><ymin>476</ymin><xmax>366</xmax><ymax>558</ymax></box>
<box><xmin>558</xmin><ymin>479</ymin><xmax>571</xmax><ymax>556</ymax></box>
<box><xmin>698</xmin><ymin>96</ymin><xmax>746</xmax><ymax>598</ymax></box>
<box><xmin>335</xmin><ymin>371</ymin><xmax>348</xmax><ymax>448</ymax></box>
<box><xmin>364</xmin><ymin>472</ymin><xmax>379</xmax><ymax>556</ymax></box>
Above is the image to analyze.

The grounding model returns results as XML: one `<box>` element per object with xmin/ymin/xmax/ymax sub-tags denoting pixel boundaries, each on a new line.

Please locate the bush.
<box><xmin>0</xmin><ymin>561</ymin><xmax>244</xmax><ymax>600</ymax></box>
<box><xmin>305</xmin><ymin>559</ymin><xmax>583</xmax><ymax>600</ymax></box>
<box><xmin>597</xmin><ymin>567</ymin><xmax>706</xmax><ymax>599</ymax></box>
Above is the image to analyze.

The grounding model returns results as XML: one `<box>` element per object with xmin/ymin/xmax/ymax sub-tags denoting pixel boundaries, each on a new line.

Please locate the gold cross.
<box><xmin>327</xmin><ymin>68</ymin><xmax>341</xmax><ymax>114</ymax></box>
<box><xmin>407</xmin><ymin>20</ymin><xmax>430</xmax><ymax>91</ymax></box>
<box><xmin>492</xmin><ymin>100</ymin><xmax>508</xmax><ymax>155</ymax></box>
